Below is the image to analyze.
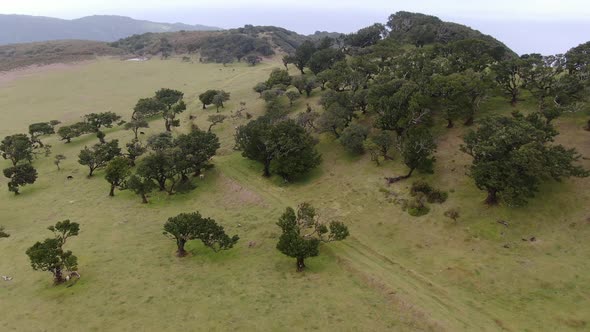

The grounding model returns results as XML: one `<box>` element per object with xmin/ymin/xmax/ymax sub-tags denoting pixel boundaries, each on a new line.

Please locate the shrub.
<box><xmin>410</xmin><ymin>180</ymin><xmax>448</xmax><ymax>204</ymax></box>
<box><xmin>444</xmin><ymin>208</ymin><xmax>460</xmax><ymax>222</ymax></box>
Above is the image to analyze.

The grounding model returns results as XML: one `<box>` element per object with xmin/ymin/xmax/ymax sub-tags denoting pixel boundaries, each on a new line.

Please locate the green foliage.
<box><xmin>53</xmin><ymin>154</ymin><xmax>66</xmax><ymax>170</ymax></box>
<box><xmin>339</xmin><ymin>123</ymin><xmax>369</xmax><ymax>154</ymax></box>
<box><xmin>461</xmin><ymin>113</ymin><xmax>589</xmax><ymax>206</ymax></box>
<box><xmin>253</xmin><ymin>82</ymin><xmax>268</xmax><ymax>96</ymax></box>
<box><xmin>78</xmin><ymin>140</ymin><xmax>121</xmax><ymax>176</ymax></box>
<box><xmin>105</xmin><ymin>157</ymin><xmax>132</xmax><ymax>196</ymax></box>
<box><xmin>1</xmin><ymin>133</ymin><xmax>34</xmax><ymax>166</ymax></box>
<box><xmin>276</xmin><ymin>203</ymin><xmax>349</xmax><ymax>271</ymax></box>
<box><xmin>207</xmin><ymin>114</ymin><xmax>227</xmax><ymax>132</ymax></box>
<box><xmin>132</xmin><ymin>97</ymin><xmax>166</xmax><ymax>120</ymax></box>
<box><xmin>123</xmin><ymin>174</ymin><xmax>157</xmax><ymax>204</ymax></box>
<box><xmin>344</xmin><ymin>23</ymin><xmax>386</xmax><ymax>48</ymax></box>
<box><xmin>266</xmin><ymin>68</ymin><xmax>292</xmax><ymax>88</ymax></box>
<box><xmin>285</xmin><ymin>90</ymin><xmax>300</xmax><ymax>106</ymax></box>
<box><xmin>235</xmin><ymin>118</ymin><xmax>321</xmax><ymax>180</ymax></box>
<box><xmin>399</xmin><ymin>128</ymin><xmax>436</xmax><ymax>178</ymax></box>
<box><xmin>410</xmin><ymin>181</ymin><xmax>448</xmax><ymax>203</ymax></box>
<box><xmin>443</xmin><ymin>208</ymin><xmax>460</xmax><ymax>222</ymax></box>
<box><xmin>286</xmin><ymin>40</ymin><xmax>316</xmax><ymax>74</ymax></box>
<box><xmin>175</xmin><ymin>129</ymin><xmax>220</xmax><ymax>176</ymax></box>
<box><xmin>26</xmin><ymin>220</ymin><xmax>79</xmax><ymax>284</ymax></box>
<box><xmin>307</xmin><ymin>48</ymin><xmax>345</xmax><ymax>74</ymax></box>
<box><xmin>3</xmin><ymin>163</ymin><xmax>37</xmax><ymax>195</ymax></box>
<box><xmin>124</xmin><ymin>118</ymin><xmax>149</xmax><ymax>139</ymax></box>
<box><xmin>163</xmin><ymin>212</ymin><xmax>239</xmax><ymax>256</ymax></box>
<box><xmin>28</xmin><ymin>122</ymin><xmax>55</xmax><ymax>147</ymax></box>
<box><xmin>57</xmin><ymin>122</ymin><xmax>90</xmax><ymax>143</ymax></box>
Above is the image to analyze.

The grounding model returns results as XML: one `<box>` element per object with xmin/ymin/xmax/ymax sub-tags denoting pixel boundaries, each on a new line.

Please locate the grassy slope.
<box><xmin>0</xmin><ymin>58</ymin><xmax>589</xmax><ymax>331</ymax></box>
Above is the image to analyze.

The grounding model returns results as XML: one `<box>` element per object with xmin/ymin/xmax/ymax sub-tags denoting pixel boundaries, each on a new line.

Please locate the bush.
<box><xmin>410</xmin><ymin>180</ymin><xmax>448</xmax><ymax>204</ymax></box>
<box><xmin>405</xmin><ymin>195</ymin><xmax>430</xmax><ymax>217</ymax></box>
<box><xmin>444</xmin><ymin>208</ymin><xmax>460</xmax><ymax>221</ymax></box>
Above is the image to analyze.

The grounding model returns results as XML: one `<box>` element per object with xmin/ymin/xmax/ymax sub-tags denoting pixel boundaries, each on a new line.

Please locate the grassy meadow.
<box><xmin>0</xmin><ymin>57</ymin><xmax>589</xmax><ymax>331</ymax></box>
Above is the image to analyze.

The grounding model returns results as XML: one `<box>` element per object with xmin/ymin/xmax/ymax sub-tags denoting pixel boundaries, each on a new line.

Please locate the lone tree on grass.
<box><xmin>461</xmin><ymin>113</ymin><xmax>589</xmax><ymax>206</ymax></box>
<box><xmin>124</xmin><ymin>118</ymin><xmax>149</xmax><ymax>140</ymax></box>
<box><xmin>163</xmin><ymin>212</ymin><xmax>239</xmax><ymax>257</ymax></box>
<box><xmin>199</xmin><ymin>89</ymin><xmax>218</xmax><ymax>109</ymax></box>
<box><xmin>124</xmin><ymin>174</ymin><xmax>157</xmax><ymax>203</ymax></box>
<box><xmin>54</xmin><ymin>154</ymin><xmax>66</xmax><ymax>170</ymax></box>
<box><xmin>207</xmin><ymin>114</ymin><xmax>227</xmax><ymax>132</ymax></box>
<box><xmin>276</xmin><ymin>203</ymin><xmax>349</xmax><ymax>272</ymax></box>
<box><xmin>78</xmin><ymin>140</ymin><xmax>121</xmax><ymax>176</ymax></box>
<box><xmin>3</xmin><ymin>164</ymin><xmax>37</xmax><ymax>195</ymax></box>
<box><xmin>1</xmin><ymin>134</ymin><xmax>34</xmax><ymax>166</ymax></box>
<box><xmin>395</xmin><ymin>127</ymin><xmax>436</xmax><ymax>180</ymax></box>
<box><xmin>28</xmin><ymin>122</ymin><xmax>55</xmax><ymax>147</ymax></box>
<box><xmin>57</xmin><ymin>122</ymin><xmax>89</xmax><ymax>143</ymax></box>
<box><xmin>84</xmin><ymin>112</ymin><xmax>121</xmax><ymax>143</ymax></box>
<box><xmin>26</xmin><ymin>220</ymin><xmax>80</xmax><ymax>284</ymax></box>
<box><xmin>105</xmin><ymin>157</ymin><xmax>131</xmax><ymax>196</ymax></box>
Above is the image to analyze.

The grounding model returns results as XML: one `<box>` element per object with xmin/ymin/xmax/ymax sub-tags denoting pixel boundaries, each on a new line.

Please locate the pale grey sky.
<box><xmin>2</xmin><ymin>0</ymin><xmax>589</xmax><ymax>54</ymax></box>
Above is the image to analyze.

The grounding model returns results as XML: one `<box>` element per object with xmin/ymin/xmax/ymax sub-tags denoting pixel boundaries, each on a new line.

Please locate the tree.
<box><xmin>57</xmin><ymin>122</ymin><xmax>89</xmax><ymax>143</ymax></box>
<box><xmin>28</xmin><ymin>122</ymin><xmax>55</xmax><ymax>147</ymax></box>
<box><xmin>84</xmin><ymin>112</ymin><xmax>121</xmax><ymax>143</ymax></box>
<box><xmin>245</xmin><ymin>54</ymin><xmax>262</xmax><ymax>66</ymax></box>
<box><xmin>565</xmin><ymin>41</ymin><xmax>590</xmax><ymax>79</ymax></box>
<box><xmin>520</xmin><ymin>54</ymin><xmax>565</xmax><ymax>111</ymax></box>
<box><xmin>26</xmin><ymin>220</ymin><xmax>79</xmax><ymax>284</ymax></box>
<box><xmin>461</xmin><ymin>113</ymin><xmax>589</xmax><ymax>206</ymax></box>
<box><xmin>253</xmin><ymin>82</ymin><xmax>268</xmax><ymax>96</ymax></box>
<box><xmin>307</xmin><ymin>48</ymin><xmax>345</xmax><ymax>74</ymax></box>
<box><xmin>174</xmin><ymin>129</ymin><xmax>220</xmax><ymax>176</ymax></box>
<box><xmin>344</xmin><ymin>23</ymin><xmax>386</xmax><ymax>48</ymax></box>
<box><xmin>288</xmin><ymin>40</ymin><xmax>316</xmax><ymax>74</ymax></box>
<box><xmin>235</xmin><ymin>118</ymin><xmax>321</xmax><ymax>179</ymax></box>
<box><xmin>132</xmin><ymin>97</ymin><xmax>166</xmax><ymax>120</ymax></box>
<box><xmin>124</xmin><ymin>174</ymin><xmax>157</xmax><ymax>203</ymax></box>
<box><xmin>163</xmin><ymin>212</ymin><xmax>239</xmax><ymax>257</ymax></box>
<box><xmin>105</xmin><ymin>157</ymin><xmax>131</xmax><ymax>196</ymax></box>
<box><xmin>3</xmin><ymin>163</ymin><xmax>37</xmax><ymax>195</ymax></box>
<box><xmin>154</xmin><ymin>89</ymin><xmax>185</xmax><ymax>131</ymax></box>
<box><xmin>124</xmin><ymin>118</ymin><xmax>149</xmax><ymax>140</ymax></box>
<box><xmin>78</xmin><ymin>140</ymin><xmax>121</xmax><ymax>176</ymax></box>
<box><xmin>492</xmin><ymin>58</ymin><xmax>522</xmax><ymax>106</ymax></box>
<box><xmin>398</xmin><ymin>127</ymin><xmax>436</xmax><ymax>179</ymax></box>
<box><xmin>212</xmin><ymin>90</ymin><xmax>230</xmax><ymax>112</ymax></box>
<box><xmin>199</xmin><ymin>90</ymin><xmax>218</xmax><ymax>109</ymax></box>
<box><xmin>276</xmin><ymin>203</ymin><xmax>349</xmax><ymax>271</ymax></box>
<box><xmin>137</xmin><ymin>151</ymin><xmax>181</xmax><ymax>194</ymax></box>
<box><xmin>1</xmin><ymin>134</ymin><xmax>34</xmax><ymax>166</ymax></box>
<box><xmin>339</xmin><ymin>123</ymin><xmax>369</xmax><ymax>154</ymax></box>
<box><xmin>163</xmin><ymin>100</ymin><xmax>186</xmax><ymax>131</ymax></box>
<box><xmin>369</xmin><ymin>129</ymin><xmax>395</xmax><ymax>160</ymax></box>
<box><xmin>125</xmin><ymin>139</ymin><xmax>146</xmax><ymax>167</ymax></box>
<box><xmin>285</xmin><ymin>91</ymin><xmax>300</xmax><ymax>107</ymax></box>
<box><xmin>266</xmin><ymin>68</ymin><xmax>292</xmax><ymax>88</ymax></box>
<box><xmin>54</xmin><ymin>154</ymin><xmax>66</xmax><ymax>170</ymax></box>
<box><xmin>207</xmin><ymin>114</ymin><xmax>227</xmax><ymax>132</ymax></box>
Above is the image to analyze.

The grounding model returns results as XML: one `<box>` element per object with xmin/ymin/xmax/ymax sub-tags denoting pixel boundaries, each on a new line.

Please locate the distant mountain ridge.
<box><xmin>0</xmin><ymin>14</ymin><xmax>220</xmax><ymax>45</ymax></box>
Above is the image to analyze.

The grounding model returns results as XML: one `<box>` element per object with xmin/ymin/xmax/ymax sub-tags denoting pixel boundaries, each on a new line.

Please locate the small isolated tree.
<box><xmin>266</xmin><ymin>68</ymin><xmax>292</xmax><ymax>88</ymax></box>
<box><xmin>124</xmin><ymin>174</ymin><xmax>157</xmax><ymax>203</ymax></box>
<box><xmin>3</xmin><ymin>163</ymin><xmax>37</xmax><ymax>195</ymax></box>
<box><xmin>84</xmin><ymin>112</ymin><xmax>121</xmax><ymax>143</ymax></box>
<box><xmin>26</xmin><ymin>220</ymin><xmax>79</xmax><ymax>284</ymax></box>
<box><xmin>276</xmin><ymin>203</ymin><xmax>349</xmax><ymax>272</ymax></box>
<box><xmin>28</xmin><ymin>122</ymin><xmax>55</xmax><ymax>147</ymax></box>
<box><xmin>1</xmin><ymin>134</ymin><xmax>34</xmax><ymax>166</ymax></box>
<box><xmin>54</xmin><ymin>154</ymin><xmax>66</xmax><ymax>170</ymax></box>
<box><xmin>105</xmin><ymin>157</ymin><xmax>131</xmax><ymax>196</ymax></box>
<box><xmin>163</xmin><ymin>212</ymin><xmax>239</xmax><ymax>257</ymax></box>
<box><xmin>199</xmin><ymin>89</ymin><xmax>218</xmax><ymax>109</ymax></box>
<box><xmin>207</xmin><ymin>114</ymin><xmax>227</xmax><ymax>132</ymax></box>
<box><xmin>363</xmin><ymin>139</ymin><xmax>381</xmax><ymax>165</ymax></box>
<box><xmin>124</xmin><ymin>118</ymin><xmax>149</xmax><ymax>140</ymax></box>
<box><xmin>339</xmin><ymin>123</ymin><xmax>369</xmax><ymax>154</ymax></box>
<box><xmin>57</xmin><ymin>122</ymin><xmax>88</xmax><ymax>143</ymax></box>
<box><xmin>285</xmin><ymin>91</ymin><xmax>300</xmax><ymax>107</ymax></box>
<box><xmin>78</xmin><ymin>140</ymin><xmax>121</xmax><ymax>176</ymax></box>
<box><xmin>154</xmin><ymin>89</ymin><xmax>185</xmax><ymax>131</ymax></box>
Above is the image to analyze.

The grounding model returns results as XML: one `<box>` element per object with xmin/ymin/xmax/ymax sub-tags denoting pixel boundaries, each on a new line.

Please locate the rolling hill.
<box><xmin>0</xmin><ymin>14</ymin><xmax>220</xmax><ymax>45</ymax></box>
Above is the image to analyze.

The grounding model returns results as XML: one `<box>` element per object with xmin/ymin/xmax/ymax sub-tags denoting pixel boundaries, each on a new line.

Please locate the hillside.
<box><xmin>0</xmin><ymin>14</ymin><xmax>219</xmax><ymax>45</ymax></box>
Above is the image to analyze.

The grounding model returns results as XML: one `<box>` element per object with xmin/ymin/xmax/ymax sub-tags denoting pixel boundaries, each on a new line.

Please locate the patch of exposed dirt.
<box><xmin>220</xmin><ymin>175</ymin><xmax>265</xmax><ymax>207</ymax></box>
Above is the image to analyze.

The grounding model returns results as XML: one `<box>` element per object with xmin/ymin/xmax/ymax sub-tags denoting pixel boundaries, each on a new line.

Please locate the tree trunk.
<box><xmin>510</xmin><ymin>94</ymin><xmax>518</xmax><ymax>106</ymax></box>
<box><xmin>263</xmin><ymin>160</ymin><xmax>271</xmax><ymax>177</ymax></box>
<box><xmin>406</xmin><ymin>168</ymin><xmax>415</xmax><ymax>178</ymax></box>
<box><xmin>296</xmin><ymin>257</ymin><xmax>305</xmax><ymax>272</ymax></box>
<box><xmin>585</xmin><ymin>119</ymin><xmax>590</xmax><ymax>131</ymax></box>
<box><xmin>485</xmin><ymin>189</ymin><xmax>499</xmax><ymax>205</ymax></box>
<box><xmin>13</xmin><ymin>190</ymin><xmax>20</xmax><ymax>196</ymax></box>
<box><xmin>463</xmin><ymin>115</ymin><xmax>474</xmax><ymax>126</ymax></box>
<box><xmin>65</xmin><ymin>138</ymin><xmax>71</xmax><ymax>143</ymax></box>
<box><xmin>109</xmin><ymin>184</ymin><xmax>115</xmax><ymax>197</ymax></box>
<box><xmin>177</xmin><ymin>239</ymin><xmax>187</xmax><ymax>257</ymax></box>
<box><xmin>53</xmin><ymin>267</ymin><xmax>64</xmax><ymax>284</ymax></box>
<box><xmin>193</xmin><ymin>168</ymin><xmax>201</xmax><ymax>177</ymax></box>
<box><xmin>88</xmin><ymin>168</ymin><xmax>94</xmax><ymax>177</ymax></box>
<box><xmin>165</xmin><ymin>121</ymin><xmax>171</xmax><ymax>132</ymax></box>
<box><xmin>446</xmin><ymin>118</ymin><xmax>454</xmax><ymax>128</ymax></box>
<box><xmin>133</xmin><ymin>128</ymin><xmax>139</xmax><ymax>140</ymax></box>
<box><xmin>37</xmin><ymin>140</ymin><xmax>44</xmax><ymax>148</ymax></box>
<box><xmin>141</xmin><ymin>193</ymin><xmax>148</xmax><ymax>204</ymax></box>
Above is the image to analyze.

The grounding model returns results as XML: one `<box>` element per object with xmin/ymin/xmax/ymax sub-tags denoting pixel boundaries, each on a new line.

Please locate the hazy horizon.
<box><xmin>2</xmin><ymin>0</ymin><xmax>589</xmax><ymax>55</ymax></box>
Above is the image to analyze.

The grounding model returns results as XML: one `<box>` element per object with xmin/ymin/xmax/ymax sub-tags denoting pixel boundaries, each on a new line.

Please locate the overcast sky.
<box><xmin>2</xmin><ymin>0</ymin><xmax>589</xmax><ymax>54</ymax></box>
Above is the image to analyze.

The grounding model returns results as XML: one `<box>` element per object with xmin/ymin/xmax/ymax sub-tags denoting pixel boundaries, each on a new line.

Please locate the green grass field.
<box><xmin>0</xmin><ymin>57</ymin><xmax>589</xmax><ymax>331</ymax></box>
